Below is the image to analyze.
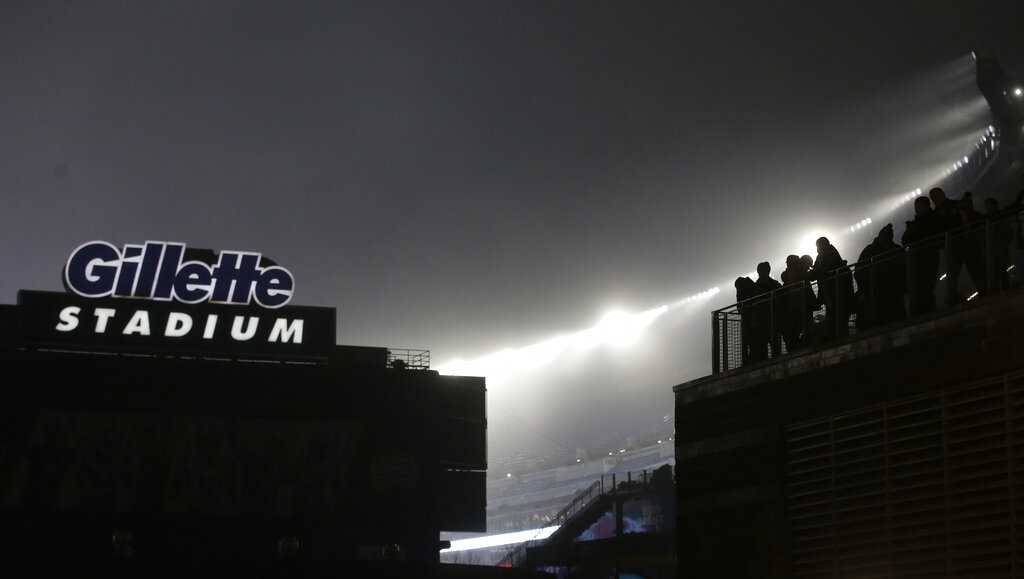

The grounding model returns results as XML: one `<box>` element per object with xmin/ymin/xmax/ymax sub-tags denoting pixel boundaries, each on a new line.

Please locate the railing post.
<box><xmin>985</xmin><ymin>219</ymin><xmax>994</xmax><ymax>294</ymax></box>
<box><xmin>769</xmin><ymin>289</ymin><xmax>775</xmax><ymax>359</ymax></box>
<box><xmin>721</xmin><ymin>312</ymin><xmax>730</xmax><ymax>372</ymax></box>
<box><xmin>905</xmin><ymin>245</ymin><xmax>914</xmax><ymax>316</ymax></box>
<box><xmin>712</xmin><ymin>312</ymin><xmax>721</xmax><ymax>374</ymax></box>
<box><xmin>944</xmin><ymin>231</ymin><xmax>953</xmax><ymax>308</ymax></box>
<box><xmin>833</xmin><ymin>271</ymin><xmax>840</xmax><ymax>338</ymax></box>
<box><xmin>801</xmin><ymin>281</ymin><xmax>808</xmax><ymax>347</ymax></box>
<box><xmin>869</xmin><ymin>258</ymin><xmax>877</xmax><ymax>328</ymax></box>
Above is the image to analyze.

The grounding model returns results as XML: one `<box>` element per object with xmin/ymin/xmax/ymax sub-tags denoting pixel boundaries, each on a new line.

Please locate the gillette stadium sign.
<box><xmin>64</xmin><ymin>241</ymin><xmax>295</xmax><ymax>307</ymax></box>
<box><xmin>16</xmin><ymin>241</ymin><xmax>335</xmax><ymax>361</ymax></box>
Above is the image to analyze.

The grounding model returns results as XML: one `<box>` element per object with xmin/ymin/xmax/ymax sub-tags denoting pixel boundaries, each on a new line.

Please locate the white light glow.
<box><xmin>799</xmin><ymin>230</ymin><xmax>831</xmax><ymax>256</ymax></box>
<box><xmin>436</xmin><ymin>289</ymin><xmax>719</xmax><ymax>378</ymax></box>
<box><xmin>1014</xmin><ymin>87</ymin><xmax>1023</xmax><ymax>98</ymax></box>
<box><xmin>575</xmin><ymin>306</ymin><xmax>669</xmax><ymax>349</ymax></box>
<box><xmin>442</xmin><ymin>526</ymin><xmax>560</xmax><ymax>553</ymax></box>
<box><xmin>438</xmin><ymin>122</ymin><xmax>995</xmax><ymax>386</ymax></box>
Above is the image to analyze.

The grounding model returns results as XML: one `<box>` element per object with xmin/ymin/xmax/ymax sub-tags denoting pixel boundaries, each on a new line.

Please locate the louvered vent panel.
<box><xmin>785</xmin><ymin>371</ymin><xmax>1024</xmax><ymax>578</ymax></box>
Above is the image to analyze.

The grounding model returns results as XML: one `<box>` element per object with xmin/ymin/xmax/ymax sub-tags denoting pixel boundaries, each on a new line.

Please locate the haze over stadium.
<box><xmin>2</xmin><ymin>1</ymin><xmax>1023</xmax><ymax>471</ymax></box>
<box><xmin>439</xmin><ymin>54</ymin><xmax>1004</xmax><ymax>460</ymax></box>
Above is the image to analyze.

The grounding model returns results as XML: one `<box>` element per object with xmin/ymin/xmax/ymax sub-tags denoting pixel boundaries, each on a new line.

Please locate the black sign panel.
<box><xmin>17</xmin><ymin>290</ymin><xmax>335</xmax><ymax>361</ymax></box>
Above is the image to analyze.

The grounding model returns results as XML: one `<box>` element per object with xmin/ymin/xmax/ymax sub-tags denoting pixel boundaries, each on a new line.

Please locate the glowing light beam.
<box><xmin>436</xmin><ymin>288</ymin><xmax>719</xmax><ymax>378</ymax></box>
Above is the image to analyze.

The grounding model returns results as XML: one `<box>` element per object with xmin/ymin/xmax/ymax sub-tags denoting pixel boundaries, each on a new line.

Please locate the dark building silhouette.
<box><xmin>677</xmin><ymin>287</ymin><xmax>1024</xmax><ymax>577</ymax></box>
<box><xmin>0</xmin><ymin>290</ymin><xmax>491</xmax><ymax>577</ymax></box>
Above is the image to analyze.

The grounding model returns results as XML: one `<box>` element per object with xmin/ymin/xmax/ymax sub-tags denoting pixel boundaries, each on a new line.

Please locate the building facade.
<box><xmin>675</xmin><ymin>287</ymin><xmax>1024</xmax><ymax>577</ymax></box>
<box><xmin>0</xmin><ymin>241</ymin><xmax>488</xmax><ymax>576</ymax></box>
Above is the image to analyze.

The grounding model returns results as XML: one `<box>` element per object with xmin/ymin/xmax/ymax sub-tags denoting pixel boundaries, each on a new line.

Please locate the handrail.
<box><xmin>497</xmin><ymin>467</ymin><xmax>668</xmax><ymax>567</ymax></box>
<box><xmin>712</xmin><ymin>207</ymin><xmax>1023</xmax><ymax>374</ymax></box>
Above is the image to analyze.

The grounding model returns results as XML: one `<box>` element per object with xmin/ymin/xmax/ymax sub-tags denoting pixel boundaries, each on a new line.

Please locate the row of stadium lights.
<box><xmin>835</xmin><ymin>124</ymin><xmax>1005</xmax><ymax>301</ymax></box>
<box><xmin>676</xmin><ymin>287</ymin><xmax>721</xmax><ymax>305</ymax></box>
<box><xmin>888</xmin><ymin>127</ymin><xmax>997</xmax><ymax>213</ymax></box>
<box><xmin>441</xmin><ymin>124</ymin><xmax>1000</xmax><ymax>389</ymax></box>
<box><xmin>943</xmin><ymin>126</ymin><xmax>996</xmax><ymax>178</ymax></box>
<box><xmin>848</xmin><ymin>217</ymin><xmax>873</xmax><ymax>233</ymax></box>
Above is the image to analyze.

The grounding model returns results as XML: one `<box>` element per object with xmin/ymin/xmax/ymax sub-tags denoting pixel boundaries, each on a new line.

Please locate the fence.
<box><xmin>386</xmin><ymin>348</ymin><xmax>430</xmax><ymax>370</ymax></box>
<box><xmin>712</xmin><ymin>206</ymin><xmax>1024</xmax><ymax>374</ymax></box>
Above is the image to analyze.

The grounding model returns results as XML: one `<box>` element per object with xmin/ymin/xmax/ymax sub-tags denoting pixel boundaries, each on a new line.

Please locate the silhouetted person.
<box><xmin>855</xmin><ymin>224</ymin><xmax>905</xmax><ymax>328</ymax></box>
<box><xmin>753</xmin><ymin>262</ymin><xmax>782</xmax><ymax>359</ymax></box>
<box><xmin>734</xmin><ymin>276</ymin><xmax>756</xmax><ymax>364</ymax></box>
<box><xmin>929</xmin><ymin>187</ymin><xmax>959</xmax><ymax>230</ymax></box>
<box><xmin>799</xmin><ymin>254</ymin><xmax>819</xmax><ymax>309</ymax></box>
<box><xmin>902</xmin><ymin>196</ymin><xmax>942</xmax><ymax>315</ymax></box>
<box><xmin>810</xmin><ymin>237</ymin><xmax>852</xmax><ymax>338</ymax></box>
<box><xmin>780</xmin><ymin>255</ymin><xmax>809</xmax><ymax>351</ymax></box>
<box><xmin>799</xmin><ymin>254</ymin><xmax>820</xmax><ymax>337</ymax></box>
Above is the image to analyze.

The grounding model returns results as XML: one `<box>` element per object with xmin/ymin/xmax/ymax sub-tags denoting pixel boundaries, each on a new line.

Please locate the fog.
<box><xmin>1</xmin><ymin>2</ymin><xmax>1021</xmax><ymax>462</ymax></box>
<box><xmin>443</xmin><ymin>54</ymin><xmax>1000</xmax><ymax>460</ymax></box>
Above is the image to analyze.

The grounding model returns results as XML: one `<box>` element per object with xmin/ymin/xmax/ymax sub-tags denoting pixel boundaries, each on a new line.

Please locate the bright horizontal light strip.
<box><xmin>442</xmin><ymin>526</ymin><xmax>560</xmax><ymax>552</ymax></box>
<box><xmin>439</xmin><ymin>122</ymin><xmax>991</xmax><ymax>380</ymax></box>
<box><xmin>437</xmin><ymin>288</ymin><xmax>719</xmax><ymax>377</ymax></box>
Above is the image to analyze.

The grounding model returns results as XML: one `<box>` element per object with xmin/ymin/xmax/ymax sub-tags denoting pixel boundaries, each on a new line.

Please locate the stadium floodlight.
<box><xmin>967</xmin><ymin>291</ymin><xmax>979</xmax><ymax>301</ymax></box>
<box><xmin>963</xmin><ymin>156</ymin><xmax>969</xmax><ymax>164</ymax></box>
<box><xmin>1014</xmin><ymin>87</ymin><xmax>1023</xmax><ymax>98</ymax></box>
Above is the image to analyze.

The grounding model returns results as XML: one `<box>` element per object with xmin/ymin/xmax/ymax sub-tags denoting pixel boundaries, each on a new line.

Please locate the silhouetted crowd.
<box><xmin>733</xmin><ymin>187</ymin><xmax>1024</xmax><ymax>365</ymax></box>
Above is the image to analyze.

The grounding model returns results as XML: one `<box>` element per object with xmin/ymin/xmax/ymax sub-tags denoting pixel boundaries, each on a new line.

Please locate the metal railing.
<box><xmin>712</xmin><ymin>206</ymin><xmax>1024</xmax><ymax>374</ymax></box>
<box><xmin>386</xmin><ymin>348</ymin><xmax>430</xmax><ymax>370</ymax></box>
<box><xmin>497</xmin><ymin>467</ymin><xmax>668</xmax><ymax>567</ymax></box>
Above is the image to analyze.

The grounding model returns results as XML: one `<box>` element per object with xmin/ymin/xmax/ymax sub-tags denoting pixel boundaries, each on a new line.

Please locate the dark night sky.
<box><xmin>2</xmin><ymin>1</ymin><xmax>1022</xmax><ymax>457</ymax></box>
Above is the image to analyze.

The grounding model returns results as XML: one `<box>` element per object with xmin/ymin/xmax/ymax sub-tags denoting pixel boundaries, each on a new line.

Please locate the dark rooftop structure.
<box><xmin>0</xmin><ymin>290</ymin><xmax>488</xmax><ymax>577</ymax></box>
<box><xmin>675</xmin><ymin>285</ymin><xmax>1024</xmax><ymax>577</ymax></box>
